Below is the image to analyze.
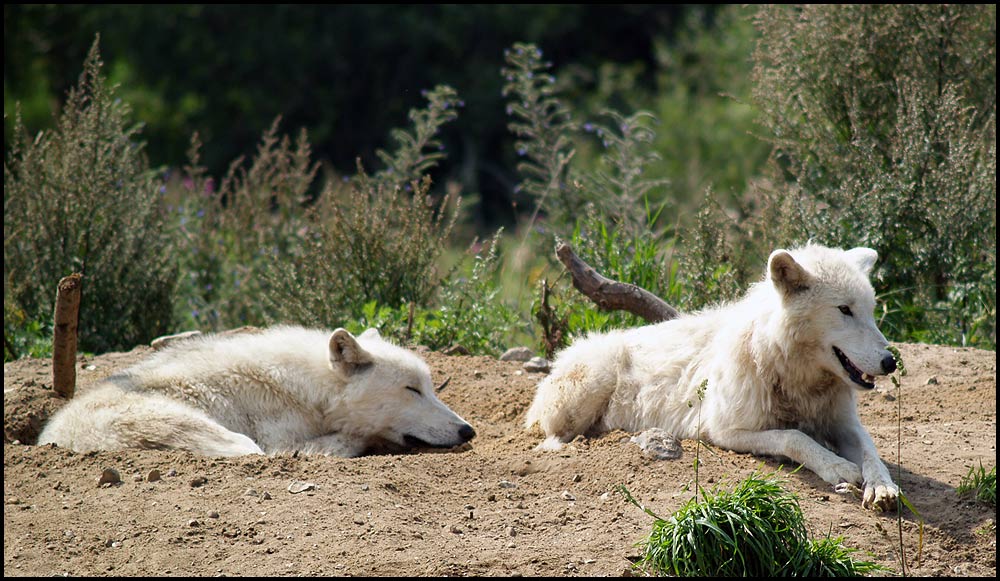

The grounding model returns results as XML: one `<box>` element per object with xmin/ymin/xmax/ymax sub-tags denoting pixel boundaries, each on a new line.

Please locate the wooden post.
<box><xmin>52</xmin><ymin>273</ymin><xmax>83</xmax><ymax>399</ymax></box>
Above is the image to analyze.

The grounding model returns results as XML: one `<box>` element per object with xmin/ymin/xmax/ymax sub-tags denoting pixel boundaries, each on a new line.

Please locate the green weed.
<box><xmin>958</xmin><ymin>463</ymin><xmax>997</xmax><ymax>507</ymax></box>
<box><xmin>619</xmin><ymin>472</ymin><xmax>885</xmax><ymax>577</ymax></box>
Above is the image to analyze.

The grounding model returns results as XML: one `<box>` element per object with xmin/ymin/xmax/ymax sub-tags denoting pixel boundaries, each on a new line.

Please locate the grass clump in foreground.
<box><xmin>958</xmin><ymin>463</ymin><xmax>996</xmax><ymax>507</ymax></box>
<box><xmin>619</xmin><ymin>472</ymin><xmax>885</xmax><ymax>577</ymax></box>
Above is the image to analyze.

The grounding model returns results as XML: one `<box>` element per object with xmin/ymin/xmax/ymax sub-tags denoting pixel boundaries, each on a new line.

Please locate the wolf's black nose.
<box><xmin>881</xmin><ymin>354</ymin><xmax>897</xmax><ymax>374</ymax></box>
<box><xmin>458</xmin><ymin>424</ymin><xmax>476</xmax><ymax>442</ymax></box>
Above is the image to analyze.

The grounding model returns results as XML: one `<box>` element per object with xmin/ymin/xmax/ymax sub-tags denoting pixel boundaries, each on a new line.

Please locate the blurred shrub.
<box><xmin>648</xmin><ymin>5</ymin><xmax>768</xmax><ymax>212</ymax></box>
<box><xmin>747</xmin><ymin>4</ymin><xmax>996</xmax><ymax>348</ymax></box>
<box><xmin>501</xmin><ymin>43</ymin><xmax>682</xmax><ymax>349</ymax></box>
<box><xmin>4</xmin><ymin>38</ymin><xmax>177</xmax><ymax>354</ymax></box>
<box><xmin>260</xmin><ymin>87</ymin><xmax>462</xmax><ymax>328</ymax></box>
<box><xmin>172</xmin><ymin>119</ymin><xmax>318</xmax><ymax>331</ymax></box>
<box><xmin>502</xmin><ymin>42</ymin><xmax>579</xmax><ymax>227</ymax></box>
<box><xmin>676</xmin><ymin>5</ymin><xmax>996</xmax><ymax>348</ymax></box>
<box><xmin>4</xmin><ymin>5</ymin><xmax>693</xmax><ymax>227</ymax></box>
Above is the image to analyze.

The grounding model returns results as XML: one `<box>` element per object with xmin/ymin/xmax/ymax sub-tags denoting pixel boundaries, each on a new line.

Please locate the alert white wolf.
<box><xmin>526</xmin><ymin>243</ymin><xmax>900</xmax><ymax>511</ymax></box>
<box><xmin>38</xmin><ymin>326</ymin><xmax>476</xmax><ymax>457</ymax></box>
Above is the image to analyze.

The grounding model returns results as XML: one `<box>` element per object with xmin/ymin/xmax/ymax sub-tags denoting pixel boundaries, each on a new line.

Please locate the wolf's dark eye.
<box><xmin>405</xmin><ymin>386</ymin><xmax>422</xmax><ymax>396</ymax></box>
<box><xmin>838</xmin><ymin>305</ymin><xmax>854</xmax><ymax>317</ymax></box>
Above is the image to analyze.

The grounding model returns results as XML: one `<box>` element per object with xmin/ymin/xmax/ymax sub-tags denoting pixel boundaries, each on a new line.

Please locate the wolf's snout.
<box><xmin>880</xmin><ymin>354</ymin><xmax>897</xmax><ymax>375</ymax></box>
<box><xmin>458</xmin><ymin>424</ymin><xmax>476</xmax><ymax>443</ymax></box>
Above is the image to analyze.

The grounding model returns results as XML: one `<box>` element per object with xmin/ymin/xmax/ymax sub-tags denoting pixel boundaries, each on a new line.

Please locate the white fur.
<box><xmin>526</xmin><ymin>243</ymin><xmax>899</xmax><ymax>511</ymax></box>
<box><xmin>38</xmin><ymin>326</ymin><xmax>475</xmax><ymax>457</ymax></box>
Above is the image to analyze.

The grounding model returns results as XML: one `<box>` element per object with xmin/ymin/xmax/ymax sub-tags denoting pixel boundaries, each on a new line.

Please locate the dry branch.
<box><xmin>52</xmin><ymin>273</ymin><xmax>83</xmax><ymax>399</ymax></box>
<box><xmin>555</xmin><ymin>242</ymin><xmax>680</xmax><ymax>324</ymax></box>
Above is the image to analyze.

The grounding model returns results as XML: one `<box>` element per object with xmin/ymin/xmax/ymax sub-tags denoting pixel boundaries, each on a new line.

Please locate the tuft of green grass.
<box><xmin>958</xmin><ymin>463</ymin><xmax>996</xmax><ymax>506</ymax></box>
<box><xmin>619</xmin><ymin>471</ymin><xmax>885</xmax><ymax>577</ymax></box>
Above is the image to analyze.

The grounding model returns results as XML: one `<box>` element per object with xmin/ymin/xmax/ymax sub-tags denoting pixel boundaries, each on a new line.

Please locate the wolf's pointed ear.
<box><xmin>768</xmin><ymin>249</ymin><xmax>812</xmax><ymax>296</ymax></box>
<box><xmin>329</xmin><ymin>328</ymin><xmax>374</xmax><ymax>375</ymax></box>
<box><xmin>845</xmin><ymin>247</ymin><xmax>878</xmax><ymax>275</ymax></box>
<box><xmin>358</xmin><ymin>327</ymin><xmax>381</xmax><ymax>340</ymax></box>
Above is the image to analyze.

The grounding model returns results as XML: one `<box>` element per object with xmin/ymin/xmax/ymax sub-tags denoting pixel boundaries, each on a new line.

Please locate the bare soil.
<box><xmin>3</xmin><ymin>341</ymin><xmax>996</xmax><ymax>577</ymax></box>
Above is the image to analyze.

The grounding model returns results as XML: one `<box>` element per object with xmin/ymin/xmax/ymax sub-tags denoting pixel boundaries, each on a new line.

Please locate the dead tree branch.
<box><xmin>555</xmin><ymin>242</ymin><xmax>680</xmax><ymax>324</ymax></box>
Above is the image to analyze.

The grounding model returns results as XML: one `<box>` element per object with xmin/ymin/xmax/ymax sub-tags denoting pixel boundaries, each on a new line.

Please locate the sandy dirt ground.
<box><xmin>3</xmin><ymin>340</ymin><xmax>996</xmax><ymax>577</ymax></box>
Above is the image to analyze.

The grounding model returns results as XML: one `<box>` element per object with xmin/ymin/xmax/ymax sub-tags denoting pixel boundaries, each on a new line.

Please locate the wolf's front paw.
<box><xmin>862</xmin><ymin>480</ymin><xmax>899</xmax><ymax>512</ymax></box>
<box><xmin>819</xmin><ymin>459</ymin><xmax>862</xmax><ymax>487</ymax></box>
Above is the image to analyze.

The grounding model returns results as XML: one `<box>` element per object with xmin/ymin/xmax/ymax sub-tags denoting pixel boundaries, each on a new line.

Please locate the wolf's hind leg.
<box><xmin>525</xmin><ymin>343</ymin><xmax>628</xmax><ymax>447</ymax></box>
<box><xmin>39</xmin><ymin>387</ymin><xmax>262</xmax><ymax>457</ymax></box>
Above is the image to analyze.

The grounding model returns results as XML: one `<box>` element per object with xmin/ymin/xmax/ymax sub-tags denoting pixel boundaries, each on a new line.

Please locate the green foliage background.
<box><xmin>4</xmin><ymin>5</ymin><xmax>996</xmax><ymax>361</ymax></box>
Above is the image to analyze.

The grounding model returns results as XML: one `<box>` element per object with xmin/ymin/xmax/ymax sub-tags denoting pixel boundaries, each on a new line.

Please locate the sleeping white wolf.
<box><xmin>38</xmin><ymin>326</ymin><xmax>475</xmax><ymax>457</ymax></box>
<box><xmin>526</xmin><ymin>243</ymin><xmax>900</xmax><ymax>511</ymax></box>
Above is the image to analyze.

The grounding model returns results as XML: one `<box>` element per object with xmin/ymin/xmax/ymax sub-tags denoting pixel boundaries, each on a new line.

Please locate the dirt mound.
<box><xmin>3</xmin><ymin>342</ymin><xmax>996</xmax><ymax>576</ymax></box>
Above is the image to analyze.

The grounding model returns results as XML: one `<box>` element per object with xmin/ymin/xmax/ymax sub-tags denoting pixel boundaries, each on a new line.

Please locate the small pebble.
<box><xmin>98</xmin><ymin>468</ymin><xmax>121</xmax><ymax>487</ymax></box>
<box><xmin>523</xmin><ymin>357</ymin><xmax>550</xmax><ymax>373</ymax></box>
<box><xmin>287</xmin><ymin>480</ymin><xmax>317</xmax><ymax>494</ymax></box>
<box><xmin>499</xmin><ymin>347</ymin><xmax>533</xmax><ymax>362</ymax></box>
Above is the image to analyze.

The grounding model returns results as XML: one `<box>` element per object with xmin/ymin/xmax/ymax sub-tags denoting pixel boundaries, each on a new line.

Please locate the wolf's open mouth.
<box><xmin>833</xmin><ymin>346</ymin><xmax>876</xmax><ymax>389</ymax></box>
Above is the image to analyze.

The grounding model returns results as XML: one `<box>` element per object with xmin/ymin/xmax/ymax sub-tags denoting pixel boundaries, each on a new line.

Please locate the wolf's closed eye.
<box><xmin>405</xmin><ymin>386</ymin><xmax>422</xmax><ymax>396</ymax></box>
